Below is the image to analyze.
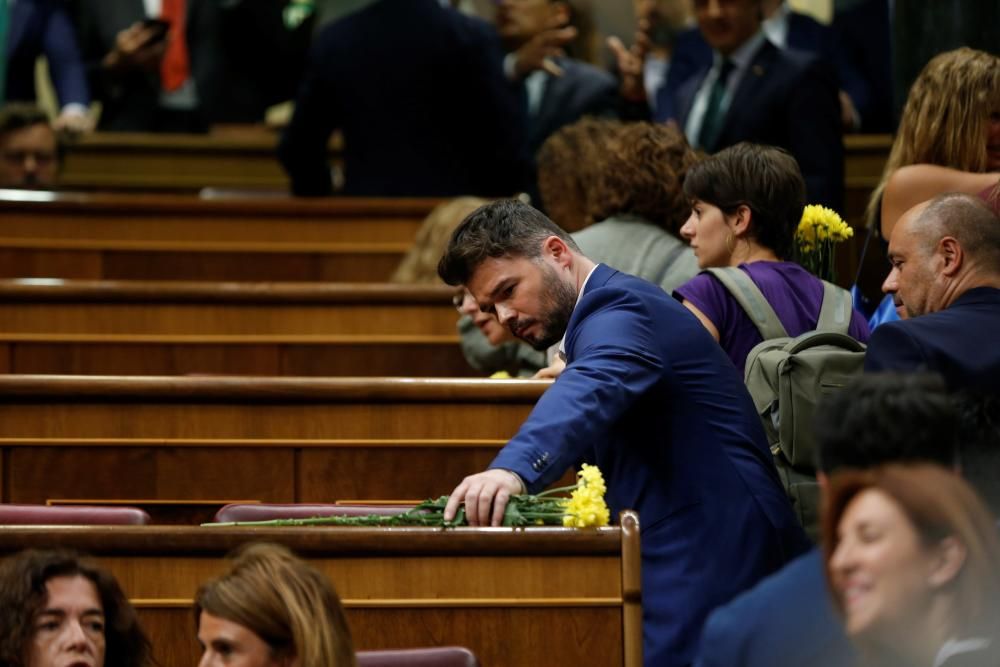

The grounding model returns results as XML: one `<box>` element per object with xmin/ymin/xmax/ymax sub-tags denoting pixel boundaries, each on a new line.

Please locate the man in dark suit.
<box><xmin>663</xmin><ymin>0</ymin><xmax>843</xmax><ymax>210</ymax></box>
<box><xmin>4</xmin><ymin>0</ymin><xmax>90</xmax><ymax>131</ymax></box>
<box><xmin>865</xmin><ymin>193</ymin><xmax>1000</xmax><ymax>395</ymax></box>
<box><xmin>495</xmin><ymin>0</ymin><xmax>617</xmax><ymax>157</ymax></box>
<box><xmin>72</xmin><ymin>0</ymin><xmax>223</xmax><ymax>132</ymax></box>
<box><xmin>279</xmin><ymin>0</ymin><xmax>527</xmax><ymax>197</ymax></box>
<box><xmin>695</xmin><ymin>373</ymin><xmax>961</xmax><ymax>667</ymax></box>
<box><xmin>438</xmin><ymin>199</ymin><xmax>808</xmax><ymax>667</ymax></box>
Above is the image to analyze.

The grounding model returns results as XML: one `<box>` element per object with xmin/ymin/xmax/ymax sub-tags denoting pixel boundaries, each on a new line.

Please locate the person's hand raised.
<box><xmin>607</xmin><ymin>0</ymin><xmax>655</xmax><ymax>102</ymax></box>
<box><xmin>511</xmin><ymin>14</ymin><xmax>577</xmax><ymax>79</ymax></box>
<box><xmin>103</xmin><ymin>21</ymin><xmax>168</xmax><ymax>73</ymax></box>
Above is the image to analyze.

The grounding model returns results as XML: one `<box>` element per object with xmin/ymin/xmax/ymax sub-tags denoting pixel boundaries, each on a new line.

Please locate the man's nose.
<box><xmin>881</xmin><ymin>267</ymin><xmax>899</xmax><ymax>294</ymax></box>
<box><xmin>495</xmin><ymin>303</ymin><xmax>515</xmax><ymax>325</ymax></box>
<box><xmin>22</xmin><ymin>154</ymin><xmax>38</xmax><ymax>174</ymax></box>
<box><xmin>705</xmin><ymin>0</ymin><xmax>722</xmax><ymax>17</ymax></box>
<box><xmin>63</xmin><ymin>619</ymin><xmax>92</xmax><ymax>650</ymax></box>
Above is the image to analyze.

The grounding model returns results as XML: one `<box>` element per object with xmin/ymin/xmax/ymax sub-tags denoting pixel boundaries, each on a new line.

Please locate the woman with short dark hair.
<box><xmin>673</xmin><ymin>142</ymin><xmax>870</xmax><ymax>373</ymax></box>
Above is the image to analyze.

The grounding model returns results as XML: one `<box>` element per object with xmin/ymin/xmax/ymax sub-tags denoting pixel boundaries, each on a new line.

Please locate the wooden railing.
<box><xmin>0</xmin><ymin>519</ymin><xmax>643</xmax><ymax>667</ymax></box>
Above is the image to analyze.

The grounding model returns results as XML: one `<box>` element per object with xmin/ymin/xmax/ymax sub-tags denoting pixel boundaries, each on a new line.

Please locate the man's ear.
<box><xmin>730</xmin><ymin>204</ymin><xmax>753</xmax><ymax>238</ymax></box>
<box><xmin>542</xmin><ymin>235</ymin><xmax>572</xmax><ymax>268</ymax></box>
<box><xmin>937</xmin><ymin>236</ymin><xmax>964</xmax><ymax>277</ymax></box>
<box><xmin>927</xmin><ymin>535</ymin><xmax>966</xmax><ymax>589</ymax></box>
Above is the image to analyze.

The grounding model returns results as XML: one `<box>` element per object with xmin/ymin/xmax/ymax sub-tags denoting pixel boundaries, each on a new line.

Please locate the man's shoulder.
<box><xmin>699</xmin><ymin>549</ymin><xmax>852</xmax><ymax>666</ymax></box>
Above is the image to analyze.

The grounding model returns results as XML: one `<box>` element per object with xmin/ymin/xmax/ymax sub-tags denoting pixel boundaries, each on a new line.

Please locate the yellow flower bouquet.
<box><xmin>205</xmin><ymin>464</ymin><xmax>611</xmax><ymax>529</ymax></box>
<box><xmin>795</xmin><ymin>204</ymin><xmax>854</xmax><ymax>282</ymax></box>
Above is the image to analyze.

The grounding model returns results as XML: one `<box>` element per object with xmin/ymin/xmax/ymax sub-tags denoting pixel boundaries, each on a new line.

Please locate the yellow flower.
<box><xmin>562</xmin><ymin>464</ymin><xmax>610</xmax><ymax>527</ymax></box>
<box><xmin>797</xmin><ymin>205</ymin><xmax>852</xmax><ymax>246</ymax></box>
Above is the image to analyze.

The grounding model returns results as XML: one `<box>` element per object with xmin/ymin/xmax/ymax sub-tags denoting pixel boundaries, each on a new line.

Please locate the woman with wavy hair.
<box><xmin>868</xmin><ymin>47</ymin><xmax>1000</xmax><ymax>241</ymax></box>
<box><xmin>824</xmin><ymin>464</ymin><xmax>1000</xmax><ymax>667</ymax></box>
<box><xmin>0</xmin><ymin>549</ymin><xmax>151</xmax><ymax>667</ymax></box>
<box><xmin>195</xmin><ymin>542</ymin><xmax>355</xmax><ymax>667</ymax></box>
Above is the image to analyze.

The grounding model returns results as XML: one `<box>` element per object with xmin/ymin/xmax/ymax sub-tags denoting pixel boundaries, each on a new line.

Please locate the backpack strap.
<box><xmin>816</xmin><ymin>281</ymin><xmax>853</xmax><ymax>335</ymax></box>
<box><xmin>705</xmin><ymin>267</ymin><xmax>788</xmax><ymax>340</ymax></box>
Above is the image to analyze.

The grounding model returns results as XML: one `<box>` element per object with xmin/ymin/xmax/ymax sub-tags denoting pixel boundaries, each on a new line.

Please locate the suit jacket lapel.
<box><xmin>718</xmin><ymin>40</ymin><xmax>776</xmax><ymax>144</ymax></box>
<box><xmin>674</xmin><ymin>63</ymin><xmax>710</xmax><ymax>129</ymax></box>
<box><xmin>528</xmin><ymin>59</ymin><xmax>567</xmax><ymax>148</ymax></box>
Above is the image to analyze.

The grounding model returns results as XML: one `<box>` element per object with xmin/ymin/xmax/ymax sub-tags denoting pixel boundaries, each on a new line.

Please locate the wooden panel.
<box><xmin>1</xmin><ymin>336</ymin><xmax>474</xmax><ymax>377</ymax></box>
<box><xmin>0</xmin><ymin>377</ymin><xmax>543</xmax><ymax>441</ymax></box>
<box><xmin>0</xmin><ymin>525</ymin><xmax>640</xmax><ymax>667</ymax></box>
<box><xmin>6</xmin><ymin>447</ymin><xmax>294</xmax><ymax>505</ymax></box>
<box><xmin>0</xmin><ymin>281</ymin><xmax>458</xmax><ymax>336</ymax></box>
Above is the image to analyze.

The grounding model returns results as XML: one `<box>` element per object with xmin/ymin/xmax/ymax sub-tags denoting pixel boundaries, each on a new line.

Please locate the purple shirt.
<box><xmin>674</xmin><ymin>261</ymin><xmax>871</xmax><ymax>374</ymax></box>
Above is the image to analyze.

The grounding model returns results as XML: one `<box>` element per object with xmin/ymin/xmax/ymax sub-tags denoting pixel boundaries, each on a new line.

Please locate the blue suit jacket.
<box><xmin>279</xmin><ymin>0</ymin><xmax>528</xmax><ymax>197</ymax></box>
<box><xmin>670</xmin><ymin>39</ymin><xmax>843</xmax><ymax>211</ymax></box>
<box><xmin>695</xmin><ymin>549</ymin><xmax>856</xmax><ymax>667</ymax></box>
<box><xmin>864</xmin><ymin>287</ymin><xmax>1000</xmax><ymax>396</ymax></box>
<box><xmin>491</xmin><ymin>264</ymin><xmax>809</xmax><ymax>667</ymax></box>
<box><xmin>832</xmin><ymin>0</ymin><xmax>893</xmax><ymax>133</ymax></box>
<box><xmin>5</xmin><ymin>0</ymin><xmax>89</xmax><ymax>107</ymax></box>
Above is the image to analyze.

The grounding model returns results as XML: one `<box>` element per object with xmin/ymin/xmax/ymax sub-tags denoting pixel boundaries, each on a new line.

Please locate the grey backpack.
<box><xmin>707</xmin><ymin>267</ymin><xmax>866</xmax><ymax>539</ymax></box>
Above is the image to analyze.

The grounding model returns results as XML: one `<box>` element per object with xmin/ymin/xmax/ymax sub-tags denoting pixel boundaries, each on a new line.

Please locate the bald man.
<box><xmin>865</xmin><ymin>193</ymin><xmax>1000</xmax><ymax>394</ymax></box>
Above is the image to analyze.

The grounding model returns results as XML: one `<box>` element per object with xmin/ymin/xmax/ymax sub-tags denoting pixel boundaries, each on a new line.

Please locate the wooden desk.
<box><xmin>0</xmin><ymin>281</ymin><xmax>458</xmax><ymax>336</ymax></box>
<box><xmin>0</xmin><ymin>191</ymin><xmax>437</xmax><ymax>282</ymax></box>
<box><xmin>0</xmin><ymin>376</ymin><xmax>547</xmax><ymax>510</ymax></box>
<box><xmin>0</xmin><ymin>333</ymin><xmax>474</xmax><ymax>377</ymax></box>
<box><xmin>0</xmin><ymin>521</ymin><xmax>643</xmax><ymax>667</ymax></box>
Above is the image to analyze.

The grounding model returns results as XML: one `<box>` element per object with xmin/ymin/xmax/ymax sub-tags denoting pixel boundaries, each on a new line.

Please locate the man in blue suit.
<box><xmin>695</xmin><ymin>373</ymin><xmax>961</xmax><ymax>667</ymax></box>
<box><xmin>661</xmin><ymin>0</ymin><xmax>843</xmax><ymax>210</ymax></box>
<box><xmin>438</xmin><ymin>199</ymin><xmax>808</xmax><ymax>667</ymax></box>
<box><xmin>865</xmin><ymin>193</ymin><xmax>1000</xmax><ymax>396</ymax></box>
<box><xmin>4</xmin><ymin>0</ymin><xmax>90</xmax><ymax>131</ymax></box>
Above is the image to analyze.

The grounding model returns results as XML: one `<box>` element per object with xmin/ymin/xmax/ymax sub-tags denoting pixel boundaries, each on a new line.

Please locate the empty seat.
<box><xmin>213</xmin><ymin>503</ymin><xmax>412</xmax><ymax>524</ymax></box>
<box><xmin>357</xmin><ymin>647</ymin><xmax>480</xmax><ymax>667</ymax></box>
<box><xmin>0</xmin><ymin>504</ymin><xmax>150</xmax><ymax>525</ymax></box>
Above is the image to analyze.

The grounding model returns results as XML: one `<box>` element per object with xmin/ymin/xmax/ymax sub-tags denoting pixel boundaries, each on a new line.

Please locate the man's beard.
<box><xmin>508</xmin><ymin>265</ymin><xmax>578</xmax><ymax>351</ymax></box>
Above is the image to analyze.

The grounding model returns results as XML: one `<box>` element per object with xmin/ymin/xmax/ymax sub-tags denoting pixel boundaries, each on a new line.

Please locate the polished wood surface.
<box><xmin>0</xmin><ymin>281</ymin><xmax>458</xmax><ymax>336</ymax></box>
<box><xmin>0</xmin><ymin>521</ymin><xmax>642</xmax><ymax>667</ymax></box>
<box><xmin>0</xmin><ymin>334</ymin><xmax>474</xmax><ymax>377</ymax></box>
<box><xmin>0</xmin><ymin>189</ymin><xmax>434</xmax><ymax>282</ymax></box>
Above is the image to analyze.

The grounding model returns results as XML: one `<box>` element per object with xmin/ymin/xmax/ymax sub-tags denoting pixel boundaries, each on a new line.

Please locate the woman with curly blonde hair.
<box><xmin>868</xmin><ymin>48</ymin><xmax>1000</xmax><ymax>240</ymax></box>
<box><xmin>390</xmin><ymin>197</ymin><xmax>488</xmax><ymax>284</ymax></box>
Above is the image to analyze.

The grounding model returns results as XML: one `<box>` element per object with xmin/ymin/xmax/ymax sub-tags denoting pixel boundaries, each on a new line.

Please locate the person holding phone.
<box><xmin>72</xmin><ymin>0</ymin><xmax>223</xmax><ymax>133</ymax></box>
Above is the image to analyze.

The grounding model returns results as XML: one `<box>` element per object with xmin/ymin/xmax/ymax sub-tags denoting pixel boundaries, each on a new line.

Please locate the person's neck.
<box><xmin>572</xmin><ymin>256</ymin><xmax>598</xmax><ymax>296</ymax></box>
<box><xmin>727</xmin><ymin>241</ymin><xmax>779</xmax><ymax>267</ymax></box>
<box><xmin>938</xmin><ymin>269</ymin><xmax>1000</xmax><ymax>310</ymax></box>
<box><xmin>867</xmin><ymin>596</ymin><xmax>956</xmax><ymax>667</ymax></box>
<box><xmin>761</xmin><ymin>0</ymin><xmax>784</xmax><ymax>19</ymax></box>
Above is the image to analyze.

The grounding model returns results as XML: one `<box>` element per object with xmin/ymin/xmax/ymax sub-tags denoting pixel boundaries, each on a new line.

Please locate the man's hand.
<box><xmin>53</xmin><ymin>109</ymin><xmax>93</xmax><ymax>134</ymax></box>
<box><xmin>511</xmin><ymin>15</ymin><xmax>577</xmax><ymax>79</ymax></box>
<box><xmin>444</xmin><ymin>468</ymin><xmax>524</xmax><ymax>527</ymax></box>
<box><xmin>608</xmin><ymin>0</ymin><xmax>654</xmax><ymax>102</ymax></box>
<box><xmin>533</xmin><ymin>355</ymin><xmax>566</xmax><ymax>380</ymax></box>
<box><xmin>103</xmin><ymin>22</ymin><xmax>168</xmax><ymax>73</ymax></box>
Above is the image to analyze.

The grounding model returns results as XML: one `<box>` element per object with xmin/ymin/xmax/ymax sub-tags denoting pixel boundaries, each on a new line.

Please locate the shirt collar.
<box><xmin>556</xmin><ymin>263</ymin><xmax>600</xmax><ymax>359</ymax></box>
<box><xmin>714</xmin><ymin>29</ymin><xmax>767</xmax><ymax>73</ymax></box>
<box><xmin>762</xmin><ymin>2</ymin><xmax>791</xmax><ymax>48</ymax></box>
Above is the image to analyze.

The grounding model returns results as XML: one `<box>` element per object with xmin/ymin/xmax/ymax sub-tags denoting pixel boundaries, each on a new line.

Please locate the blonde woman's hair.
<box><xmin>866</xmin><ymin>47</ymin><xmax>1000</xmax><ymax>231</ymax></box>
<box><xmin>391</xmin><ymin>197</ymin><xmax>488</xmax><ymax>284</ymax></box>
<box><xmin>195</xmin><ymin>543</ymin><xmax>356</xmax><ymax>667</ymax></box>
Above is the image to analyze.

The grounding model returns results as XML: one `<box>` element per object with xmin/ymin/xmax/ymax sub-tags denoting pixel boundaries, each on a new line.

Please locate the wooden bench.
<box><xmin>0</xmin><ymin>191</ymin><xmax>437</xmax><ymax>282</ymax></box>
<box><xmin>0</xmin><ymin>376</ymin><xmax>548</xmax><ymax>517</ymax></box>
<box><xmin>0</xmin><ymin>280</ymin><xmax>458</xmax><ymax>336</ymax></box>
<box><xmin>0</xmin><ymin>333</ymin><xmax>473</xmax><ymax>377</ymax></box>
<box><xmin>0</xmin><ymin>522</ymin><xmax>643</xmax><ymax>667</ymax></box>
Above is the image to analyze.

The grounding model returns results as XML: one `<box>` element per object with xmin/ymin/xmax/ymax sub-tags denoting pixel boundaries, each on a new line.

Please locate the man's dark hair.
<box><xmin>0</xmin><ymin>103</ymin><xmax>51</xmax><ymax>137</ymax></box>
<box><xmin>814</xmin><ymin>373</ymin><xmax>958</xmax><ymax>474</ymax></box>
<box><xmin>682</xmin><ymin>142</ymin><xmax>805</xmax><ymax>260</ymax></box>
<box><xmin>0</xmin><ymin>549</ymin><xmax>152</xmax><ymax>667</ymax></box>
<box><xmin>437</xmin><ymin>199</ymin><xmax>581</xmax><ymax>286</ymax></box>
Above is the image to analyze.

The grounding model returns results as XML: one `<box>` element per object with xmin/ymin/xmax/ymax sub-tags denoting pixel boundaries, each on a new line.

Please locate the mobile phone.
<box><xmin>140</xmin><ymin>18</ymin><xmax>171</xmax><ymax>44</ymax></box>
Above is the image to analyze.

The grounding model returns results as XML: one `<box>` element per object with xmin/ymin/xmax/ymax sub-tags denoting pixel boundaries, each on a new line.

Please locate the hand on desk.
<box><xmin>444</xmin><ymin>468</ymin><xmax>524</xmax><ymax>527</ymax></box>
